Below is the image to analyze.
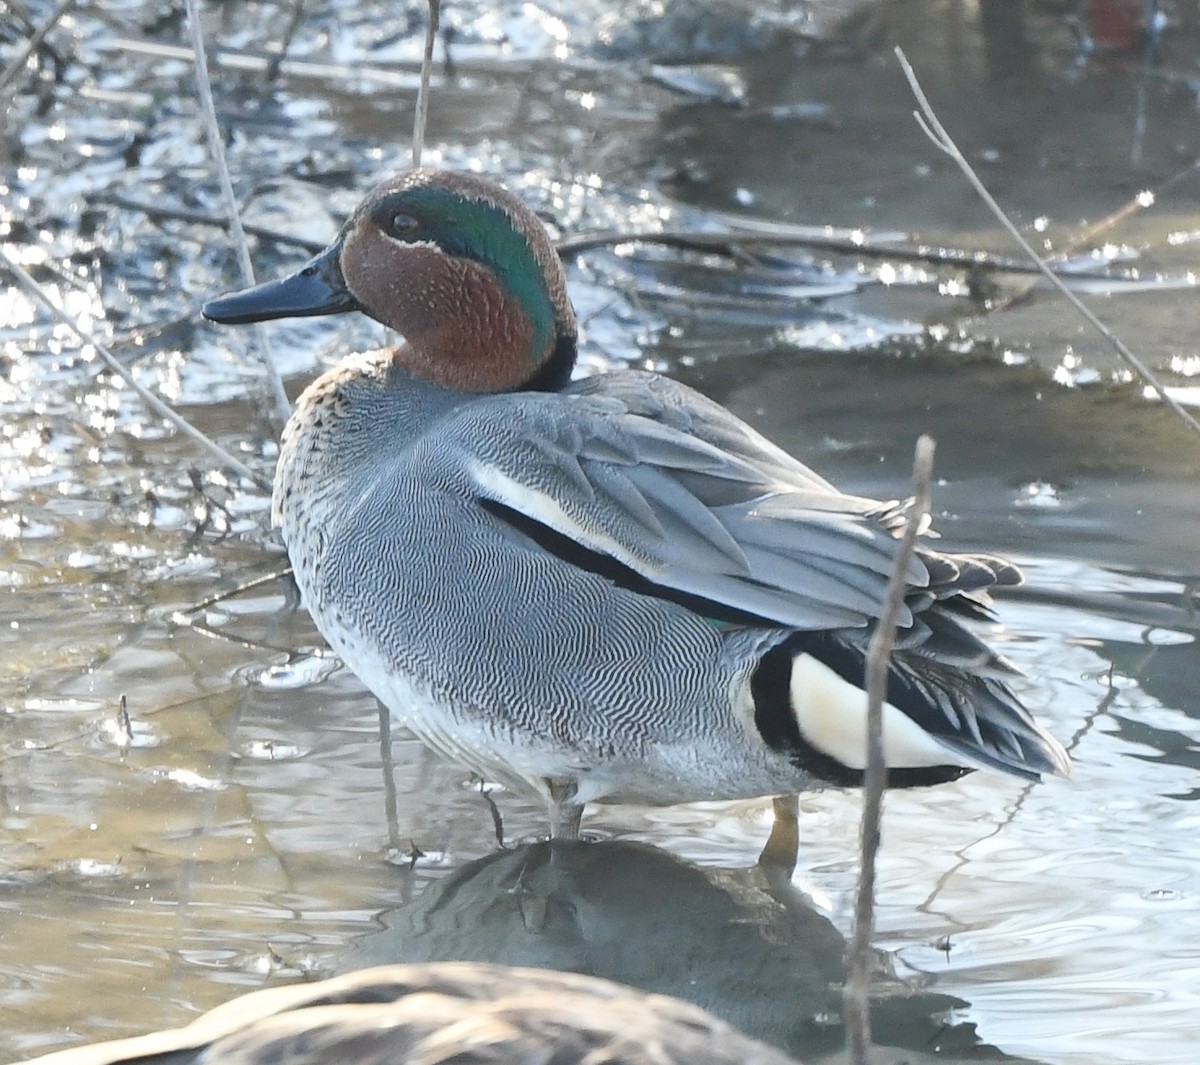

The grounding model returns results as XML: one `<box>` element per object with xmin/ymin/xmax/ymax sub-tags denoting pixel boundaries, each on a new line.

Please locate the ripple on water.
<box><xmin>6</xmin><ymin>5</ymin><xmax>1200</xmax><ymax>1061</ymax></box>
<box><xmin>240</xmin><ymin>739</ymin><xmax>306</xmax><ymax>761</ymax></box>
<box><xmin>93</xmin><ymin>714</ymin><xmax>161</xmax><ymax>751</ymax></box>
<box><xmin>235</xmin><ymin>651</ymin><xmax>342</xmax><ymax>689</ymax></box>
<box><xmin>857</xmin><ymin>560</ymin><xmax>1200</xmax><ymax>1065</ymax></box>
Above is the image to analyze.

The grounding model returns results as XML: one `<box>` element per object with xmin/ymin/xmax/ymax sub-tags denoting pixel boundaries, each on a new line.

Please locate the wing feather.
<box><xmin>450</xmin><ymin>370</ymin><xmax>1011</xmax><ymax>634</ymax></box>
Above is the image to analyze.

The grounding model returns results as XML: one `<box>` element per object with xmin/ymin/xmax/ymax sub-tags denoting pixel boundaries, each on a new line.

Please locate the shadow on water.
<box><xmin>350</xmin><ymin>837</ymin><xmax>1037</xmax><ymax>1064</ymax></box>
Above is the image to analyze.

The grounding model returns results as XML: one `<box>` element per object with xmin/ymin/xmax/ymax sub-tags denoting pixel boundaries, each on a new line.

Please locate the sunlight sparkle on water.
<box><xmin>164</xmin><ymin>768</ymin><xmax>224</xmax><ymax>791</ymax></box>
<box><xmin>1015</xmin><ymin>481</ymin><xmax>1062</xmax><ymax>508</ymax></box>
<box><xmin>1169</xmin><ymin>355</ymin><xmax>1200</xmax><ymax>377</ymax></box>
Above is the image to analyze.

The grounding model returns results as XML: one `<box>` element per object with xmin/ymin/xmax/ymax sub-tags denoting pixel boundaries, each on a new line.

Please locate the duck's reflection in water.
<box><xmin>349</xmin><ymin>820</ymin><xmax>1040</xmax><ymax>1065</ymax></box>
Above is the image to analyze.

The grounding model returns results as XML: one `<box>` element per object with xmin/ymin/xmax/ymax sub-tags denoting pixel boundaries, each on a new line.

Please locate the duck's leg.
<box><xmin>477</xmin><ymin>779</ymin><xmax>506</xmax><ymax>849</ymax></box>
<box><xmin>758</xmin><ymin>793</ymin><xmax>800</xmax><ymax>876</ymax></box>
<box><xmin>546</xmin><ymin>779</ymin><xmax>583</xmax><ymax>840</ymax></box>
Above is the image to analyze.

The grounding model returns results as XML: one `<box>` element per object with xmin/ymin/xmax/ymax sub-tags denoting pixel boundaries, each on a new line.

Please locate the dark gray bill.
<box><xmin>201</xmin><ymin>242</ymin><xmax>357</xmax><ymax>325</ymax></box>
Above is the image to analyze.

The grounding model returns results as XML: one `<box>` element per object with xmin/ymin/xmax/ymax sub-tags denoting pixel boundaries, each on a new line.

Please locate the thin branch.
<box><xmin>1063</xmin><ymin>156</ymin><xmax>1200</xmax><ymax>255</ymax></box>
<box><xmin>95</xmin><ymin>193</ymin><xmax>326</xmax><ymax>253</ymax></box>
<box><xmin>412</xmin><ymin>0</ymin><xmax>441</xmax><ymax>166</ymax></box>
<box><xmin>556</xmin><ymin>227</ymin><xmax>1135</xmax><ymax>284</ymax></box>
<box><xmin>106</xmin><ymin>32</ymin><xmax>557</xmax><ymax>85</ymax></box>
<box><xmin>186</xmin><ymin>0</ymin><xmax>291</xmax><ymax>427</ymax></box>
<box><xmin>264</xmin><ymin>0</ymin><xmax>306</xmax><ymax>83</ymax></box>
<box><xmin>0</xmin><ymin>0</ymin><xmax>75</xmax><ymax>92</ymax></box>
<box><xmin>844</xmin><ymin>434</ymin><xmax>936</xmax><ymax>1065</ymax></box>
<box><xmin>179</xmin><ymin>617</ymin><xmax>303</xmax><ymax>656</ymax></box>
<box><xmin>102</xmin><ymin>177</ymin><xmax>1148</xmax><ymax>289</ymax></box>
<box><xmin>178</xmin><ymin>567</ymin><xmax>294</xmax><ymax>614</ymax></box>
<box><xmin>1</xmin><ymin>248</ymin><xmax>267</xmax><ymax>486</ymax></box>
<box><xmin>896</xmin><ymin>46</ymin><xmax>1200</xmax><ymax>442</ymax></box>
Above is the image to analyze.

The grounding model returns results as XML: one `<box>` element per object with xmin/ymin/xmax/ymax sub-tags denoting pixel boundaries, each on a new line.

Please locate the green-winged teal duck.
<box><xmin>203</xmin><ymin>169</ymin><xmax>1068</xmax><ymax>839</ymax></box>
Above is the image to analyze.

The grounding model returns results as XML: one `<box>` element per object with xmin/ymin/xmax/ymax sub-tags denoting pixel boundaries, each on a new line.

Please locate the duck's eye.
<box><xmin>389</xmin><ymin>213</ymin><xmax>420</xmax><ymax>237</ymax></box>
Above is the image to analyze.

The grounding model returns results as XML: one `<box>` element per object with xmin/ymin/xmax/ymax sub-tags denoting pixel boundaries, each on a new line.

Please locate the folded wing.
<box><xmin>450</xmin><ymin>370</ymin><xmax>1015</xmax><ymax>656</ymax></box>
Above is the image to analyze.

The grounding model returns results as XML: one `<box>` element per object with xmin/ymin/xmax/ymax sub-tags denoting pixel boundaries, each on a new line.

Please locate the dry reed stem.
<box><xmin>1</xmin><ymin>247</ymin><xmax>265</xmax><ymax>486</ymax></box>
<box><xmin>896</xmin><ymin>47</ymin><xmax>1200</xmax><ymax>443</ymax></box>
<box><xmin>109</xmin><ymin>35</ymin><xmax>428</xmax><ymax>85</ymax></box>
<box><xmin>844</xmin><ymin>434</ymin><xmax>936</xmax><ymax>1065</ymax></box>
<box><xmin>97</xmin><ymin>193</ymin><xmax>326</xmax><ymax>252</ymax></box>
<box><xmin>185</xmin><ymin>0</ymin><xmax>291</xmax><ymax>427</ymax></box>
<box><xmin>412</xmin><ymin>0</ymin><xmax>441</xmax><ymax>165</ymax></box>
<box><xmin>179</xmin><ymin>568</ymin><xmax>295</xmax><ymax>614</ymax></box>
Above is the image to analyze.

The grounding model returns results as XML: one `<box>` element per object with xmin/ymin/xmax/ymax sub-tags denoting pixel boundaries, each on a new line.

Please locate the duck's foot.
<box><xmin>546</xmin><ymin>779</ymin><xmax>584</xmax><ymax>840</ymax></box>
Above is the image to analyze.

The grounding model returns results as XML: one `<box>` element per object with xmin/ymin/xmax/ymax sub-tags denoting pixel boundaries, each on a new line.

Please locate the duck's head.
<box><xmin>202</xmin><ymin>169</ymin><xmax>578</xmax><ymax>392</ymax></box>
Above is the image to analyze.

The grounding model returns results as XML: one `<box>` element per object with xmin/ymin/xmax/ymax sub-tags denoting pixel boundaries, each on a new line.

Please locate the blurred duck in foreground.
<box><xmin>18</xmin><ymin>962</ymin><xmax>801</xmax><ymax>1065</ymax></box>
<box><xmin>203</xmin><ymin>169</ymin><xmax>1068</xmax><ymax>838</ymax></box>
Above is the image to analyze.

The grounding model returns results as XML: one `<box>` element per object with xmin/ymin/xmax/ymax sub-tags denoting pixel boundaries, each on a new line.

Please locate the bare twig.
<box><xmin>0</xmin><ymin>0</ymin><xmax>75</xmax><ymax>92</ymax></box>
<box><xmin>186</xmin><ymin>0</ymin><xmax>291</xmax><ymax>427</ymax></box>
<box><xmin>1</xmin><ymin>248</ymin><xmax>266</xmax><ymax>486</ymax></box>
<box><xmin>1064</xmin><ymin>157</ymin><xmax>1200</xmax><ymax>254</ymax></box>
<box><xmin>557</xmin><ymin>227</ymin><xmax>1133</xmax><ymax>284</ymax></box>
<box><xmin>412</xmin><ymin>0</ymin><xmax>441</xmax><ymax>165</ymax></box>
<box><xmin>108</xmin><ymin>36</ymin><xmax>424</xmax><ymax>85</ymax></box>
<box><xmin>178</xmin><ymin>567</ymin><xmax>294</xmax><ymax>614</ymax></box>
<box><xmin>105</xmin><ymin>187</ymin><xmax>1131</xmax><ymax>282</ymax></box>
<box><xmin>177</xmin><ymin>617</ymin><xmax>302</xmax><ymax>656</ymax></box>
<box><xmin>264</xmin><ymin>0</ymin><xmax>306</xmax><ymax>83</ymax></box>
<box><xmin>844</xmin><ymin>434</ymin><xmax>936</xmax><ymax>1065</ymax></box>
<box><xmin>896</xmin><ymin>47</ymin><xmax>1200</xmax><ymax>443</ymax></box>
<box><xmin>102</xmin><ymin>187</ymin><xmax>1144</xmax><ymax>286</ymax></box>
<box><xmin>96</xmin><ymin>151</ymin><xmax>1167</xmax><ymax>294</ymax></box>
<box><xmin>95</xmin><ymin>193</ymin><xmax>326</xmax><ymax>253</ymax></box>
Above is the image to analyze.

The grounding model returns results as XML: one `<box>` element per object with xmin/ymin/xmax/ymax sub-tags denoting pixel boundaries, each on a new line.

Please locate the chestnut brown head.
<box><xmin>203</xmin><ymin>169</ymin><xmax>578</xmax><ymax>392</ymax></box>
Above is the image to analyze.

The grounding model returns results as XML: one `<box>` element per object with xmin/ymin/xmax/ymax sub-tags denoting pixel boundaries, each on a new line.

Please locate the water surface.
<box><xmin>3</xmin><ymin>2</ymin><xmax>1200</xmax><ymax>1063</ymax></box>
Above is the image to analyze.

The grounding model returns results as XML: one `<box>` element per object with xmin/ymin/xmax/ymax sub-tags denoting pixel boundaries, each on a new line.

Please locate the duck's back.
<box><xmin>273</xmin><ymin>361</ymin><xmax>1064</xmax><ymax>807</ymax></box>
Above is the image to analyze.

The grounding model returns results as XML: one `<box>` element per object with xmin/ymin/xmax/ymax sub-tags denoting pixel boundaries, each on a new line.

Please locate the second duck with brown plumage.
<box><xmin>203</xmin><ymin>169</ymin><xmax>1068</xmax><ymax>838</ymax></box>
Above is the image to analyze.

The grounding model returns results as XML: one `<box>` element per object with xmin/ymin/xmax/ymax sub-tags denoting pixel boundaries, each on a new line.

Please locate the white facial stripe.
<box><xmin>382</xmin><ymin>236</ymin><xmax>441</xmax><ymax>249</ymax></box>
<box><xmin>788</xmin><ymin>653</ymin><xmax>972</xmax><ymax>770</ymax></box>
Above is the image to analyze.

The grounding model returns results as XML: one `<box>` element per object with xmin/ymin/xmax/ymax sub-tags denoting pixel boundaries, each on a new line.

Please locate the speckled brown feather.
<box><xmin>21</xmin><ymin>963</ymin><xmax>801</xmax><ymax>1065</ymax></box>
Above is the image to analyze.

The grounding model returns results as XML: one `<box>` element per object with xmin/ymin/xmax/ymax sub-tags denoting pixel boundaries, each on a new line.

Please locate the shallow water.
<box><xmin>3</xmin><ymin>1</ymin><xmax>1200</xmax><ymax>1063</ymax></box>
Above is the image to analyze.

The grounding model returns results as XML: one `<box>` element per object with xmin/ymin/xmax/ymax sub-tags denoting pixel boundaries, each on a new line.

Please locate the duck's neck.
<box><xmin>391</xmin><ymin>319</ymin><xmax>578</xmax><ymax>395</ymax></box>
<box><xmin>514</xmin><ymin>328</ymin><xmax>576</xmax><ymax>393</ymax></box>
<box><xmin>349</xmin><ymin>237</ymin><xmax>578</xmax><ymax>393</ymax></box>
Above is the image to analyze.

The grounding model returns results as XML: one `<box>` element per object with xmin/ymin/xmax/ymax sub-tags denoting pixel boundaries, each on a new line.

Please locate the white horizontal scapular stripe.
<box><xmin>469</xmin><ymin>459</ymin><xmax>647</xmax><ymax>570</ymax></box>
